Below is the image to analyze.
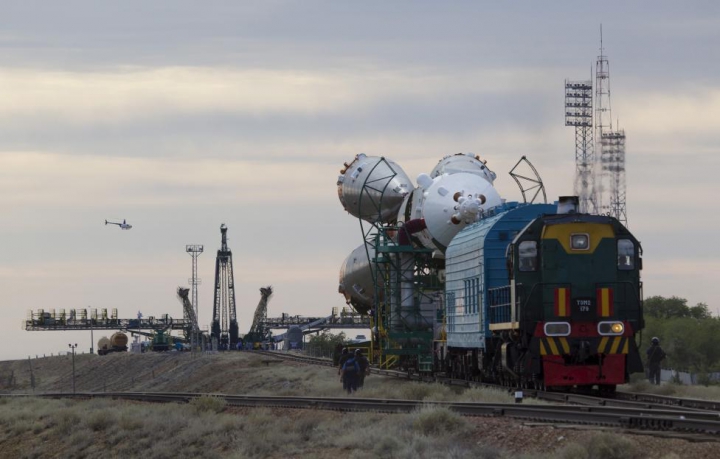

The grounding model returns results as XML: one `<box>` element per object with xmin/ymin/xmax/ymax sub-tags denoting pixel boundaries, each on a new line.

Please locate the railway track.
<box><xmin>4</xmin><ymin>391</ymin><xmax>720</xmax><ymax>437</ymax></box>
<box><xmin>256</xmin><ymin>351</ymin><xmax>720</xmax><ymax>415</ymax></box>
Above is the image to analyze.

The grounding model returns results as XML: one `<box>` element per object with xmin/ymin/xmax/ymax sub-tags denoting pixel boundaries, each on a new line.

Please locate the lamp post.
<box><xmin>68</xmin><ymin>343</ymin><xmax>77</xmax><ymax>393</ymax></box>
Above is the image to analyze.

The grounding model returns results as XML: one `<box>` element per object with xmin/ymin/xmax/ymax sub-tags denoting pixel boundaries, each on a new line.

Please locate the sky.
<box><xmin>2</xmin><ymin>1</ymin><xmax>719</xmax><ymax>360</ymax></box>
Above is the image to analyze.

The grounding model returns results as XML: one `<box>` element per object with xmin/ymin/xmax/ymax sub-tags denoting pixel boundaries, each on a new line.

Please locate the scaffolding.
<box><xmin>354</xmin><ymin>158</ymin><xmax>441</xmax><ymax>372</ymax></box>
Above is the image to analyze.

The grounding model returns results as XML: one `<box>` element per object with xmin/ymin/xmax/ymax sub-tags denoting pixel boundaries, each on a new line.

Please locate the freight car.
<box><xmin>441</xmin><ymin>197</ymin><xmax>644</xmax><ymax>393</ymax></box>
<box><xmin>97</xmin><ymin>332</ymin><xmax>129</xmax><ymax>355</ymax></box>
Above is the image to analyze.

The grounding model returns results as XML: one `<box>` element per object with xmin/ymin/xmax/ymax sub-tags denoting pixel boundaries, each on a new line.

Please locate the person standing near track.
<box><xmin>646</xmin><ymin>337</ymin><xmax>666</xmax><ymax>385</ymax></box>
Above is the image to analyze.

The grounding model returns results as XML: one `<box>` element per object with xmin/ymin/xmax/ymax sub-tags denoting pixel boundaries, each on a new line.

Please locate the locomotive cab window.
<box><xmin>518</xmin><ymin>241</ymin><xmax>538</xmax><ymax>271</ymax></box>
<box><xmin>617</xmin><ymin>239</ymin><xmax>635</xmax><ymax>270</ymax></box>
<box><xmin>570</xmin><ymin>233</ymin><xmax>589</xmax><ymax>251</ymax></box>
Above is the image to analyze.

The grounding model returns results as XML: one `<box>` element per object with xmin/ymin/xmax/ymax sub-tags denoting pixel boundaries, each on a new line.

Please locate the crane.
<box><xmin>177</xmin><ymin>287</ymin><xmax>201</xmax><ymax>349</ymax></box>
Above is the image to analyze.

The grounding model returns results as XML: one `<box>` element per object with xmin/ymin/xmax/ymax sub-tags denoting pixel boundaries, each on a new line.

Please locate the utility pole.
<box><xmin>68</xmin><ymin>343</ymin><xmax>77</xmax><ymax>393</ymax></box>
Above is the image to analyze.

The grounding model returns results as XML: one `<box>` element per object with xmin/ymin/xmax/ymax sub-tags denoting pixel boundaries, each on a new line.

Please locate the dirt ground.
<box><xmin>1</xmin><ymin>351</ymin><xmax>718</xmax><ymax>458</ymax></box>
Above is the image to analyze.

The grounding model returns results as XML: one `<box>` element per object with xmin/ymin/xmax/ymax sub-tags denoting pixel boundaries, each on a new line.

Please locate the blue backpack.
<box><xmin>343</xmin><ymin>357</ymin><xmax>360</xmax><ymax>374</ymax></box>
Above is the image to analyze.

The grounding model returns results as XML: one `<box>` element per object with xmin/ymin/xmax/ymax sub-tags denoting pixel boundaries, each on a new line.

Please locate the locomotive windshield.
<box><xmin>617</xmin><ymin>239</ymin><xmax>635</xmax><ymax>270</ymax></box>
<box><xmin>518</xmin><ymin>241</ymin><xmax>538</xmax><ymax>271</ymax></box>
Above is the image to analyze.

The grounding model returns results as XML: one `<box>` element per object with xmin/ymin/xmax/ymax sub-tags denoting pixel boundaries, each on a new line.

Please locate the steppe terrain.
<box><xmin>0</xmin><ymin>351</ymin><xmax>717</xmax><ymax>458</ymax></box>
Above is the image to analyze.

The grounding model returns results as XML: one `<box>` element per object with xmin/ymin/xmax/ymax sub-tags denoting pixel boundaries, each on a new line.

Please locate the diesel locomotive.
<box><xmin>442</xmin><ymin>197</ymin><xmax>644</xmax><ymax>392</ymax></box>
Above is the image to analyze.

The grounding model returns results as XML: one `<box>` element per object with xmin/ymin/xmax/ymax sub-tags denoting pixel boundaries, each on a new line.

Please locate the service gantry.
<box><xmin>211</xmin><ymin>224</ymin><xmax>239</xmax><ymax>349</ymax></box>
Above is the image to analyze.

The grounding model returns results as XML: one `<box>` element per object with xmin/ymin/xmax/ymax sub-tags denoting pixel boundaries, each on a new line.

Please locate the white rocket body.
<box><xmin>338</xmin><ymin>152</ymin><xmax>503</xmax><ymax>313</ymax></box>
<box><xmin>337</xmin><ymin>153</ymin><xmax>412</xmax><ymax>223</ymax></box>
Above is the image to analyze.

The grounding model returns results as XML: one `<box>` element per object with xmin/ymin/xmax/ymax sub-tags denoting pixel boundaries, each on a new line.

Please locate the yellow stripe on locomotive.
<box><xmin>541</xmin><ymin>222</ymin><xmax>615</xmax><ymax>254</ymax></box>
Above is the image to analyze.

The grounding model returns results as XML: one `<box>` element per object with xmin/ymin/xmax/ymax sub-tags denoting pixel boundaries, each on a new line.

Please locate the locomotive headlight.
<box><xmin>544</xmin><ymin>322</ymin><xmax>571</xmax><ymax>336</ymax></box>
<box><xmin>598</xmin><ymin>321</ymin><xmax>624</xmax><ymax>336</ymax></box>
<box><xmin>570</xmin><ymin>233</ymin><xmax>590</xmax><ymax>250</ymax></box>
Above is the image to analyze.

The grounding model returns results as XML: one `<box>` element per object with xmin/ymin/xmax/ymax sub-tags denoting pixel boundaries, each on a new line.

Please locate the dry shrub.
<box><xmin>238</xmin><ymin>430</ymin><xmax>277</xmax><ymax>458</ymax></box>
<box><xmin>54</xmin><ymin>408</ymin><xmax>81</xmax><ymax>435</ymax></box>
<box><xmin>85</xmin><ymin>409</ymin><xmax>116</xmax><ymax>432</ymax></box>
<box><xmin>190</xmin><ymin>395</ymin><xmax>227</xmax><ymax>413</ymax></box>
<box><xmin>654</xmin><ymin>383</ymin><xmax>682</xmax><ymax>396</ymax></box>
<box><xmin>216</xmin><ymin>415</ymin><xmax>242</xmax><ymax>434</ymax></box>
<box><xmin>586</xmin><ymin>432</ymin><xmax>640</xmax><ymax>459</ymax></box>
<box><xmin>553</xmin><ymin>442</ymin><xmax>590</xmax><ymax>459</ymax></box>
<box><xmin>409</xmin><ymin>404</ymin><xmax>469</xmax><ymax>436</ymax></box>
<box><xmin>456</xmin><ymin>386</ymin><xmax>515</xmax><ymax>404</ymax></box>
<box><xmin>400</xmin><ymin>382</ymin><xmax>451</xmax><ymax>401</ymax></box>
<box><xmin>118</xmin><ymin>413</ymin><xmax>144</xmax><ymax>431</ymax></box>
<box><xmin>370</xmin><ymin>435</ymin><xmax>402</xmax><ymax>458</ymax></box>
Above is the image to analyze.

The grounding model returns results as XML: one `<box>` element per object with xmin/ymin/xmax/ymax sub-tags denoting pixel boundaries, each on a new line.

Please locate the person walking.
<box><xmin>354</xmin><ymin>349</ymin><xmax>370</xmax><ymax>389</ymax></box>
<box><xmin>340</xmin><ymin>352</ymin><xmax>360</xmax><ymax>394</ymax></box>
<box><xmin>646</xmin><ymin>337</ymin><xmax>666</xmax><ymax>385</ymax></box>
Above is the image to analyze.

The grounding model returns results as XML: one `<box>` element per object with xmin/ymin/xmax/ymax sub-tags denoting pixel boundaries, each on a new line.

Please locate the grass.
<box><xmin>0</xmin><ymin>395</ymin><xmax>661</xmax><ymax>459</ymax></box>
<box><xmin>0</xmin><ymin>352</ymin><xmax>708</xmax><ymax>458</ymax></box>
<box><xmin>622</xmin><ymin>379</ymin><xmax>720</xmax><ymax>401</ymax></box>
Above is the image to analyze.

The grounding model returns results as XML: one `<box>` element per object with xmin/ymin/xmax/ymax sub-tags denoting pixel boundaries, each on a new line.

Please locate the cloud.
<box><xmin>0</xmin><ymin>151</ymin><xmax>339</xmax><ymax>210</ymax></box>
<box><xmin>617</xmin><ymin>89</ymin><xmax>720</xmax><ymax>139</ymax></box>
<box><xmin>0</xmin><ymin>65</ymin><xmax>559</xmax><ymax>125</ymax></box>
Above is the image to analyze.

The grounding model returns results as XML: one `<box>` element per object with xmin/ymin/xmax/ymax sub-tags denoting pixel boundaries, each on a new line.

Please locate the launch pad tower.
<box><xmin>211</xmin><ymin>224</ymin><xmax>239</xmax><ymax>349</ymax></box>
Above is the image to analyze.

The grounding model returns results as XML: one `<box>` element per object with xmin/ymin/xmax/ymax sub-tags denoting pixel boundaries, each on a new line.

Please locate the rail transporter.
<box><xmin>442</xmin><ymin>197</ymin><xmax>644</xmax><ymax>392</ymax></box>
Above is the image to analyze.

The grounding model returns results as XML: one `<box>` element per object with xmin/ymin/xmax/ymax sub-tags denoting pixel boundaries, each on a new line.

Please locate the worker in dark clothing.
<box><xmin>340</xmin><ymin>352</ymin><xmax>360</xmax><ymax>394</ymax></box>
<box><xmin>646</xmin><ymin>337</ymin><xmax>666</xmax><ymax>385</ymax></box>
<box><xmin>332</xmin><ymin>342</ymin><xmax>343</xmax><ymax>366</ymax></box>
<box><xmin>354</xmin><ymin>349</ymin><xmax>370</xmax><ymax>389</ymax></box>
<box><xmin>337</xmin><ymin>347</ymin><xmax>350</xmax><ymax>384</ymax></box>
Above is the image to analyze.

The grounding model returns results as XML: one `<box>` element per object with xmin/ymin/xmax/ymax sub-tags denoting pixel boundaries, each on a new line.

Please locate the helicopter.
<box><xmin>105</xmin><ymin>219</ymin><xmax>132</xmax><ymax>230</ymax></box>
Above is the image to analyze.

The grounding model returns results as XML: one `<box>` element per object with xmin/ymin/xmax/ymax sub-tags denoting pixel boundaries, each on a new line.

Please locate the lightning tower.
<box><xmin>602</xmin><ymin>129</ymin><xmax>627</xmax><ymax>224</ymax></box>
<box><xmin>595</xmin><ymin>27</ymin><xmax>628</xmax><ymax>225</ymax></box>
<box><xmin>211</xmin><ymin>224</ymin><xmax>239</xmax><ymax>349</ymax></box>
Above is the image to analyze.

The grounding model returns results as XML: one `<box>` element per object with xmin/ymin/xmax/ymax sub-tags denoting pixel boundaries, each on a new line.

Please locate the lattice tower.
<box><xmin>595</xmin><ymin>27</ymin><xmax>614</xmax><ymax>214</ymax></box>
<box><xmin>601</xmin><ymin>129</ymin><xmax>627</xmax><ymax>225</ymax></box>
<box><xmin>565</xmin><ymin>79</ymin><xmax>597</xmax><ymax>213</ymax></box>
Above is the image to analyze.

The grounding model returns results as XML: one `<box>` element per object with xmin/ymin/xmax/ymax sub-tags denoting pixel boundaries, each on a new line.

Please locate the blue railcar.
<box><xmin>445</xmin><ymin>202</ymin><xmax>556</xmax><ymax>350</ymax></box>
